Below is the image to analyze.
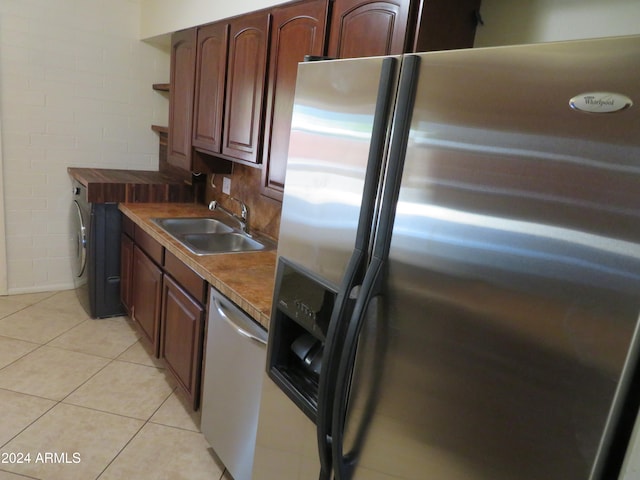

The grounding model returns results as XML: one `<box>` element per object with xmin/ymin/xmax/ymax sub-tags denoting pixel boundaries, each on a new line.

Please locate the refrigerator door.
<box><xmin>276</xmin><ymin>55</ymin><xmax>399</xmax><ymax>287</ymax></box>
<box><xmin>340</xmin><ymin>36</ymin><xmax>640</xmax><ymax>479</ymax></box>
<box><xmin>253</xmin><ymin>55</ymin><xmax>400</xmax><ymax>480</ymax></box>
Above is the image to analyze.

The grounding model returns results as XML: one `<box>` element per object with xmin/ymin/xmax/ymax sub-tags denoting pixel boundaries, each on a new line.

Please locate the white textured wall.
<box><xmin>0</xmin><ymin>118</ymin><xmax>7</xmax><ymax>294</ymax></box>
<box><xmin>0</xmin><ymin>0</ymin><xmax>170</xmax><ymax>293</ymax></box>
<box><xmin>140</xmin><ymin>0</ymin><xmax>285</xmax><ymax>39</ymax></box>
<box><xmin>475</xmin><ymin>0</ymin><xmax>640</xmax><ymax>46</ymax></box>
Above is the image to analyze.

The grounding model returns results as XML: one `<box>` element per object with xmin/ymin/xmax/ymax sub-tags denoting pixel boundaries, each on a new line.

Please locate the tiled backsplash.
<box><xmin>156</xmin><ymin>131</ymin><xmax>282</xmax><ymax>240</ymax></box>
<box><xmin>205</xmin><ymin>165</ymin><xmax>282</xmax><ymax>241</ymax></box>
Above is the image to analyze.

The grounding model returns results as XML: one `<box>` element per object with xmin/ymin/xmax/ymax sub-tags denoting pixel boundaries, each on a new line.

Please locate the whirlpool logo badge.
<box><xmin>570</xmin><ymin>92</ymin><xmax>633</xmax><ymax>113</ymax></box>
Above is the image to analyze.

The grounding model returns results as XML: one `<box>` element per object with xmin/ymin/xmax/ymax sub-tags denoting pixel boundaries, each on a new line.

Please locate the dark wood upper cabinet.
<box><xmin>192</xmin><ymin>22</ymin><xmax>229</xmax><ymax>154</ymax></box>
<box><xmin>328</xmin><ymin>0</ymin><xmax>411</xmax><ymax>58</ymax></box>
<box><xmin>261</xmin><ymin>0</ymin><xmax>329</xmax><ymax>200</ymax></box>
<box><xmin>164</xmin><ymin>0</ymin><xmax>481</xmax><ymax>189</ymax></box>
<box><xmin>412</xmin><ymin>0</ymin><xmax>482</xmax><ymax>52</ymax></box>
<box><xmin>327</xmin><ymin>0</ymin><xmax>481</xmax><ymax>58</ymax></box>
<box><xmin>222</xmin><ymin>11</ymin><xmax>271</xmax><ymax>164</ymax></box>
<box><xmin>167</xmin><ymin>28</ymin><xmax>197</xmax><ymax>172</ymax></box>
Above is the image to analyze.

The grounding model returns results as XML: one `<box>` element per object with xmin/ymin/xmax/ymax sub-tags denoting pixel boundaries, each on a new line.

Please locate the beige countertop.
<box><xmin>119</xmin><ymin>202</ymin><xmax>277</xmax><ymax>329</ymax></box>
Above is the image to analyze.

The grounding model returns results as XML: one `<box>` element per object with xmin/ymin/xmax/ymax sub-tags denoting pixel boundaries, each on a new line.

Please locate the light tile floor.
<box><xmin>0</xmin><ymin>290</ymin><xmax>232</xmax><ymax>480</ymax></box>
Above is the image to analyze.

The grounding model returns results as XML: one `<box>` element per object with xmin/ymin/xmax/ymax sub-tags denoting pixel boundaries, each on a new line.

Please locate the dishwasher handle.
<box><xmin>213</xmin><ymin>297</ymin><xmax>267</xmax><ymax>346</ymax></box>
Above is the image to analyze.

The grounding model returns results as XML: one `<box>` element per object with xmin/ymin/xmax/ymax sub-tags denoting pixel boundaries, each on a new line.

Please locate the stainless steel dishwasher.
<box><xmin>201</xmin><ymin>287</ymin><xmax>267</xmax><ymax>480</ymax></box>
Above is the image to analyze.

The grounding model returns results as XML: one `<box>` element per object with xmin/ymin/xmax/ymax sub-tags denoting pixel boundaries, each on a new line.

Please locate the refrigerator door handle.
<box><xmin>352</xmin><ymin>56</ymin><xmax>399</xmax><ymax>251</ymax></box>
<box><xmin>316</xmin><ymin>253</ymin><xmax>362</xmax><ymax>479</ymax></box>
<box><xmin>370</xmin><ymin>54</ymin><xmax>421</xmax><ymax>261</ymax></box>
<box><xmin>316</xmin><ymin>56</ymin><xmax>399</xmax><ymax>480</ymax></box>
<box><xmin>331</xmin><ymin>55</ymin><xmax>421</xmax><ymax>480</ymax></box>
<box><xmin>332</xmin><ymin>257</ymin><xmax>386</xmax><ymax>480</ymax></box>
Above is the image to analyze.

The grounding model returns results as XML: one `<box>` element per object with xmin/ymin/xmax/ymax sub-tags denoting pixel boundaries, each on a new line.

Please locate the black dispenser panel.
<box><xmin>267</xmin><ymin>258</ymin><xmax>337</xmax><ymax>421</ymax></box>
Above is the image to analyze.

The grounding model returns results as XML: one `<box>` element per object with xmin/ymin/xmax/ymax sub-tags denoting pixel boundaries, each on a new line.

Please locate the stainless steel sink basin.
<box><xmin>152</xmin><ymin>217</ymin><xmax>274</xmax><ymax>255</ymax></box>
<box><xmin>183</xmin><ymin>233</ymin><xmax>267</xmax><ymax>255</ymax></box>
<box><xmin>153</xmin><ymin>217</ymin><xmax>234</xmax><ymax>236</ymax></box>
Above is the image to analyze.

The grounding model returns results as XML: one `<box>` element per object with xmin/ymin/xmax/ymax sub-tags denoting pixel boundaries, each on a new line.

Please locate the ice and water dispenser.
<box><xmin>266</xmin><ymin>258</ymin><xmax>337</xmax><ymax>421</ymax></box>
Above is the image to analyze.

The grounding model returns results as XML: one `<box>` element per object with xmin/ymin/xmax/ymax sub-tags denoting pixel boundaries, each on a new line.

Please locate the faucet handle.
<box><xmin>229</xmin><ymin>197</ymin><xmax>248</xmax><ymax>221</ymax></box>
<box><xmin>208</xmin><ymin>198</ymin><xmax>249</xmax><ymax>232</ymax></box>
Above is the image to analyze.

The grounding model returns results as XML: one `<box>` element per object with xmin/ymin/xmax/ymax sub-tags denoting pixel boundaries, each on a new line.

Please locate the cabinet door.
<box><xmin>131</xmin><ymin>245</ymin><xmax>163</xmax><ymax>357</ymax></box>
<box><xmin>192</xmin><ymin>22</ymin><xmax>229</xmax><ymax>154</ymax></box>
<box><xmin>160</xmin><ymin>275</ymin><xmax>205</xmax><ymax>409</ymax></box>
<box><xmin>261</xmin><ymin>0</ymin><xmax>329</xmax><ymax>201</ymax></box>
<box><xmin>120</xmin><ymin>233</ymin><xmax>134</xmax><ymax>315</ymax></box>
<box><xmin>412</xmin><ymin>0</ymin><xmax>482</xmax><ymax>52</ymax></box>
<box><xmin>327</xmin><ymin>0</ymin><xmax>410</xmax><ymax>58</ymax></box>
<box><xmin>222</xmin><ymin>11</ymin><xmax>270</xmax><ymax>163</ymax></box>
<box><xmin>168</xmin><ymin>28</ymin><xmax>197</xmax><ymax>171</ymax></box>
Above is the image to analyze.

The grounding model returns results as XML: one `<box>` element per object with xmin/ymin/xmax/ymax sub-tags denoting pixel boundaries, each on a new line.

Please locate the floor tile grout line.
<box><xmin>0</xmin><ymin>291</ymin><xmax>59</xmax><ymax>322</ymax></box>
<box><xmin>0</xmin><ymin>363</ymin><xmax>174</xmax><ymax>476</ymax></box>
<box><xmin>0</xmin><ymin>334</ymin><xmax>41</xmax><ymax>348</ymax></box>
<box><xmin>42</xmin><ymin>338</ymin><xmax>141</xmax><ymax>363</ymax></box>
<box><xmin>55</xmin><ymin>400</ymin><xmax>153</xmax><ymax>424</ymax></box>
<box><xmin>42</xmin><ymin>316</ymin><xmax>145</xmax><ymax>364</ymax></box>
<box><xmin>2</xmin><ymin>341</ymin><xmax>175</xmax><ymax>422</ymax></box>
<box><xmin>0</xmin><ymin>313</ymin><xmax>90</xmax><ymax>349</ymax></box>
<box><xmin>0</xmin><ymin>291</ymin><xmax>79</xmax><ymax>324</ymax></box>
<box><xmin>56</xmin><ymin>356</ymin><xmax>116</xmax><ymax>405</ymax></box>
<box><xmin>1</xmin><ymin>364</ymin><xmax>211</xmax><ymax>479</ymax></box>
<box><xmin>56</xmin><ymin>358</ymin><xmax>179</xmax><ymax>423</ymax></box>
<box><xmin>0</xmin><ymin>465</ymin><xmax>40</xmax><ymax>479</ymax></box>
<box><xmin>94</xmin><ymin>418</ymin><xmax>218</xmax><ymax>480</ymax></box>
<box><xmin>56</xmin><ymin>367</ymin><xmax>177</xmax><ymax>423</ymax></box>
<box><xmin>93</xmin><ymin>386</ymin><xmax>180</xmax><ymax>480</ymax></box>
<box><xmin>0</xmin><ymin>386</ymin><xmax>55</xmax><ymax>404</ymax></box>
<box><xmin>0</xmin><ymin>290</ymin><xmax>217</xmax><ymax>478</ymax></box>
<box><xmin>93</xmin><ymin>417</ymin><xmax>148</xmax><ymax>480</ymax></box>
<box><xmin>0</xmin><ymin>303</ymin><xmax>44</xmax><ymax>322</ymax></box>
<box><xmin>0</xmin><ymin>343</ymin><xmax>46</xmax><ymax>373</ymax></box>
<box><xmin>0</xmin><ymin>392</ymin><xmax>58</xmax><ymax>451</ymax></box>
<box><xmin>0</xmin><ymin>349</ymin><xmax>116</xmax><ymax>452</ymax></box>
<box><xmin>42</xmin><ymin>318</ymin><xmax>92</xmax><ymax>348</ymax></box>
<box><xmin>145</xmin><ymin>385</ymin><xmax>207</xmax><ymax>434</ymax></box>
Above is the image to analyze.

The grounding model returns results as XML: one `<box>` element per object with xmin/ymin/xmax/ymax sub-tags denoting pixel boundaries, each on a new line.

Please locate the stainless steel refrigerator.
<box><xmin>252</xmin><ymin>35</ymin><xmax>640</xmax><ymax>480</ymax></box>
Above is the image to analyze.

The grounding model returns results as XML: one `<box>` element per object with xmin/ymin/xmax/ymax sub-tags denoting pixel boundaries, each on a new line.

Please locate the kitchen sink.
<box><xmin>153</xmin><ymin>217</ymin><xmax>234</xmax><ymax>236</ymax></box>
<box><xmin>183</xmin><ymin>232</ymin><xmax>267</xmax><ymax>255</ymax></box>
<box><xmin>152</xmin><ymin>217</ymin><xmax>274</xmax><ymax>255</ymax></box>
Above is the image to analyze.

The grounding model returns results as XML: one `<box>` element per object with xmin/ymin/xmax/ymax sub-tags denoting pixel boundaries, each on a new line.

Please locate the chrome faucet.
<box><xmin>209</xmin><ymin>198</ymin><xmax>249</xmax><ymax>233</ymax></box>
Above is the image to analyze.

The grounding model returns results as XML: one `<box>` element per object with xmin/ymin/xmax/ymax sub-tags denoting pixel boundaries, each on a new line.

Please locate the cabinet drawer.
<box><xmin>122</xmin><ymin>215</ymin><xmax>135</xmax><ymax>238</ymax></box>
<box><xmin>164</xmin><ymin>250</ymin><xmax>206</xmax><ymax>304</ymax></box>
<box><xmin>134</xmin><ymin>225</ymin><xmax>164</xmax><ymax>265</ymax></box>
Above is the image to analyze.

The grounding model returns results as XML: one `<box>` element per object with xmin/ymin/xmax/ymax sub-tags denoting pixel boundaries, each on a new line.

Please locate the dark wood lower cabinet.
<box><xmin>131</xmin><ymin>245</ymin><xmax>163</xmax><ymax>357</ymax></box>
<box><xmin>121</xmin><ymin>220</ymin><xmax>208</xmax><ymax>411</ymax></box>
<box><xmin>160</xmin><ymin>275</ymin><xmax>205</xmax><ymax>410</ymax></box>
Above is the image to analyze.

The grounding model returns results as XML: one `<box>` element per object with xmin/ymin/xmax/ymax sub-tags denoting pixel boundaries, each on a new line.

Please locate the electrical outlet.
<box><xmin>222</xmin><ymin>177</ymin><xmax>231</xmax><ymax>195</ymax></box>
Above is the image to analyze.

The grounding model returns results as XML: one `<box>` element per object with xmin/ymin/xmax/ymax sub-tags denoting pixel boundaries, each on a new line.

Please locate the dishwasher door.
<box><xmin>201</xmin><ymin>287</ymin><xmax>268</xmax><ymax>480</ymax></box>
